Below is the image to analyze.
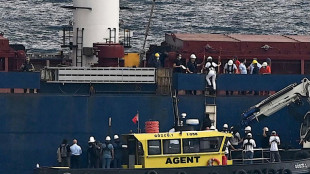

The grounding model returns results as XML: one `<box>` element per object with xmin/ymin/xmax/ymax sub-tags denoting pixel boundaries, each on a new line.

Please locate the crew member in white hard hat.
<box><xmin>205</xmin><ymin>56</ymin><xmax>221</xmax><ymax>93</ymax></box>
<box><xmin>102</xmin><ymin>136</ymin><xmax>114</xmax><ymax>168</ymax></box>
<box><xmin>186</xmin><ymin>54</ymin><xmax>204</xmax><ymax>74</ymax></box>
<box><xmin>243</xmin><ymin>133</ymin><xmax>256</xmax><ymax>164</ymax></box>
<box><xmin>269</xmin><ymin>131</ymin><xmax>281</xmax><ymax>162</ymax></box>
<box><xmin>223</xmin><ymin>59</ymin><xmax>237</xmax><ymax>95</ymax></box>
<box><xmin>222</xmin><ymin>124</ymin><xmax>229</xmax><ymax>133</ymax></box>
<box><xmin>259</xmin><ymin>62</ymin><xmax>271</xmax><ymax>75</ymax></box>
<box><xmin>112</xmin><ymin>135</ymin><xmax>123</xmax><ymax>168</ymax></box>
<box><xmin>20</xmin><ymin>57</ymin><xmax>37</xmax><ymax>93</ymax></box>
<box><xmin>87</xmin><ymin>136</ymin><xmax>100</xmax><ymax>168</ymax></box>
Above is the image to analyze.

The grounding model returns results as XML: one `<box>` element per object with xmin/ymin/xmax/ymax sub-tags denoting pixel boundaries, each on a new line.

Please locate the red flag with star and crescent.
<box><xmin>132</xmin><ymin>113</ymin><xmax>139</xmax><ymax>124</ymax></box>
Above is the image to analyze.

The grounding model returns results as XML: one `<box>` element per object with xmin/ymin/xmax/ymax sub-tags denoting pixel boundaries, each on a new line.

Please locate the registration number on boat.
<box><xmin>295</xmin><ymin>163</ymin><xmax>307</xmax><ymax>169</ymax></box>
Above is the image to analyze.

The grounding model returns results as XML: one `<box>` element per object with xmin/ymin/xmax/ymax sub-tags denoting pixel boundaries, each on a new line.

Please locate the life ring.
<box><xmin>235</xmin><ymin>169</ymin><xmax>247</xmax><ymax>174</ymax></box>
<box><xmin>253</xmin><ymin>169</ymin><xmax>262</xmax><ymax>174</ymax></box>
<box><xmin>207</xmin><ymin>158</ymin><xmax>221</xmax><ymax>166</ymax></box>
<box><xmin>283</xmin><ymin>169</ymin><xmax>292</xmax><ymax>174</ymax></box>
<box><xmin>146</xmin><ymin>170</ymin><xmax>158</xmax><ymax>174</ymax></box>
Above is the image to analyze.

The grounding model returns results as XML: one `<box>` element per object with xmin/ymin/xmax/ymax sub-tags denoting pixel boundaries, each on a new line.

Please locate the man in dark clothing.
<box><xmin>57</xmin><ymin>139</ymin><xmax>71</xmax><ymax>167</ymax></box>
<box><xmin>20</xmin><ymin>57</ymin><xmax>34</xmax><ymax>72</ymax></box>
<box><xmin>262</xmin><ymin>127</ymin><xmax>270</xmax><ymax>148</ymax></box>
<box><xmin>150</xmin><ymin>53</ymin><xmax>162</xmax><ymax>68</ymax></box>
<box><xmin>87</xmin><ymin>136</ymin><xmax>101</xmax><ymax>168</ymax></box>
<box><xmin>112</xmin><ymin>135</ymin><xmax>123</xmax><ymax>168</ymax></box>
<box><xmin>186</xmin><ymin>54</ymin><xmax>201</xmax><ymax>73</ymax></box>
<box><xmin>173</xmin><ymin>54</ymin><xmax>185</xmax><ymax>73</ymax></box>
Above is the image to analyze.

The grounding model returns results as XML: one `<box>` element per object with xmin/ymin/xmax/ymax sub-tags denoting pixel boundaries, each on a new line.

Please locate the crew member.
<box><xmin>269</xmin><ymin>131</ymin><xmax>281</xmax><ymax>162</ymax></box>
<box><xmin>112</xmin><ymin>135</ymin><xmax>123</xmax><ymax>168</ymax></box>
<box><xmin>173</xmin><ymin>54</ymin><xmax>185</xmax><ymax>73</ymax></box>
<box><xmin>70</xmin><ymin>139</ymin><xmax>82</xmax><ymax>169</ymax></box>
<box><xmin>243</xmin><ymin>133</ymin><xmax>256</xmax><ymax>164</ymax></box>
<box><xmin>261</xmin><ymin>127</ymin><xmax>270</xmax><ymax>148</ymax></box>
<box><xmin>87</xmin><ymin>136</ymin><xmax>100</xmax><ymax>168</ymax></box>
<box><xmin>230</xmin><ymin>126</ymin><xmax>241</xmax><ymax>148</ymax></box>
<box><xmin>20</xmin><ymin>57</ymin><xmax>37</xmax><ymax>93</ymax></box>
<box><xmin>186</xmin><ymin>54</ymin><xmax>204</xmax><ymax>74</ymax></box>
<box><xmin>222</xmin><ymin>124</ymin><xmax>229</xmax><ymax>133</ymax></box>
<box><xmin>57</xmin><ymin>139</ymin><xmax>71</xmax><ymax>167</ymax></box>
<box><xmin>102</xmin><ymin>136</ymin><xmax>114</xmax><ymax>168</ymax></box>
<box><xmin>223</xmin><ymin>59</ymin><xmax>237</xmax><ymax>95</ymax></box>
<box><xmin>150</xmin><ymin>53</ymin><xmax>162</xmax><ymax>68</ymax></box>
<box><xmin>205</xmin><ymin>56</ymin><xmax>220</xmax><ymax>93</ymax></box>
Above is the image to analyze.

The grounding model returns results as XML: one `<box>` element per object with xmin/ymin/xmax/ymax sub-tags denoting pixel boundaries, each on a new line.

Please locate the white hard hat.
<box><xmin>106</xmin><ymin>136</ymin><xmax>111</xmax><ymax>141</ymax></box>
<box><xmin>190</xmin><ymin>54</ymin><xmax>196</xmax><ymax>59</ymax></box>
<box><xmin>114</xmin><ymin>135</ymin><xmax>119</xmax><ymax>139</ymax></box>
<box><xmin>245</xmin><ymin>126</ymin><xmax>252</xmax><ymax>131</ymax></box>
<box><xmin>272</xmin><ymin>131</ymin><xmax>276</xmax><ymax>135</ymax></box>
<box><xmin>89</xmin><ymin>136</ymin><xmax>95</xmax><ymax>143</ymax></box>
<box><xmin>263</xmin><ymin>127</ymin><xmax>269</xmax><ymax>132</ymax></box>
<box><xmin>247</xmin><ymin>133</ymin><xmax>252</xmax><ymax>137</ymax></box>
<box><xmin>210</xmin><ymin>125</ymin><xmax>216</xmax><ymax>130</ymax></box>
<box><xmin>262</xmin><ymin>62</ymin><xmax>268</xmax><ymax>67</ymax></box>
<box><xmin>228</xmin><ymin>60</ymin><xmax>233</xmax><ymax>66</ymax></box>
<box><xmin>223</xmin><ymin>124</ymin><xmax>228</xmax><ymax>129</ymax></box>
<box><xmin>207</xmin><ymin>56</ymin><xmax>212</xmax><ymax>60</ymax></box>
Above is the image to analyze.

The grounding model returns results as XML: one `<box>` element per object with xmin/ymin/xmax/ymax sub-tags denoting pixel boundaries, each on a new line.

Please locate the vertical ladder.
<box><xmin>75</xmin><ymin>28</ymin><xmax>84</xmax><ymax>67</ymax></box>
<box><xmin>205</xmin><ymin>89</ymin><xmax>217</xmax><ymax>128</ymax></box>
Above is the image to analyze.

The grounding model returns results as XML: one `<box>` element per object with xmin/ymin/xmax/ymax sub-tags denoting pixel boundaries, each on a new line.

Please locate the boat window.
<box><xmin>183</xmin><ymin>138</ymin><xmax>200</xmax><ymax>153</ymax></box>
<box><xmin>200</xmin><ymin>137</ymin><xmax>223</xmax><ymax>152</ymax></box>
<box><xmin>163</xmin><ymin>139</ymin><xmax>180</xmax><ymax>154</ymax></box>
<box><xmin>148</xmin><ymin>140</ymin><xmax>161</xmax><ymax>155</ymax></box>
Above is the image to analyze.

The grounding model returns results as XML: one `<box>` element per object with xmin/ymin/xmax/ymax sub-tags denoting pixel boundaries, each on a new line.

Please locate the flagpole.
<box><xmin>137</xmin><ymin>111</ymin><xmax>140</xmax><ymax>133</ymax></box>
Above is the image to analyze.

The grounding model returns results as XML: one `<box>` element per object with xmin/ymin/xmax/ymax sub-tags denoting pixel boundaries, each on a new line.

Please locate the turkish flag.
<box><xmin>132</xmin><ymin>114</ymin><xmax>139</xmax><ymax>124</ymax></box>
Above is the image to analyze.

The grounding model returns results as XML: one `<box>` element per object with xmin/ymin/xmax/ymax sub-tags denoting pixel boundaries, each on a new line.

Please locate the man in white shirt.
<box><xmin>243</xmin><ymin>133</ymin><xmax>256</xmax><ymax>164</ymax></box>
<box><xmin>70</xmin><ymin>139</ymin><xmax>82</xmax><ymax>168</ymax></box>
<box><xmin>269</xmin><ymin>131</ymin><xmax>281</xmax><ymax>162</ymax></box>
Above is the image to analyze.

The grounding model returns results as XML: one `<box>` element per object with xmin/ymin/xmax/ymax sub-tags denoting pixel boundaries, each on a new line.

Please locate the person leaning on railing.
<box><xmin>20</xmin><ymin>57</ymin><xmax>37</xmax><ymax>93</ymax></box>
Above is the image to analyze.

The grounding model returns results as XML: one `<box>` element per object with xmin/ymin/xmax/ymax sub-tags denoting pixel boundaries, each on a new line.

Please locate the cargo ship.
<box><xmin>1</xmin><ymin>0</ymin><xmax>310</xmax><ymax>174</ymax></box>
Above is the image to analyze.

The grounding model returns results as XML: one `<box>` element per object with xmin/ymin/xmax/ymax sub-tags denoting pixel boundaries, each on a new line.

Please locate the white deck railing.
<box><xmin>41</xmin><ymin>67</ymin><xmax>157</xmax><ymax>84</ymax></box>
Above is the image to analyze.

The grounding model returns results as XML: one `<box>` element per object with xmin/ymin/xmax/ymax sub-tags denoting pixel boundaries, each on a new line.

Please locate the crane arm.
<box><xmin>241</xmin><ymin>78</ymin><xmax>310</xmax><ymax>127</ymax></box>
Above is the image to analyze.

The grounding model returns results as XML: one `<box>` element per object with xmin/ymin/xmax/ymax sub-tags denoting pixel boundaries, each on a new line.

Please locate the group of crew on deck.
<box><xmin>149</xmin><ymin>52</ymin><xmax>272</xmax><ymax>95</ymax></box>
<box><xmin>217</xmin><ymin>124</ymin><xmax>281</xmax><ymax>164</ymax></box>
<box><xmin>57</xmin><ymin>135</ymin><xmax>123</xmax><ymax>169</ymax></box>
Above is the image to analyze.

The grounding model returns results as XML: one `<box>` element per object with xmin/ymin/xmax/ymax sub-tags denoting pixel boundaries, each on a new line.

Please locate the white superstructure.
<box><xmin>72</xmin><ymin>0</ymin><xmax>120</xmax><ymax>67</ymax></box>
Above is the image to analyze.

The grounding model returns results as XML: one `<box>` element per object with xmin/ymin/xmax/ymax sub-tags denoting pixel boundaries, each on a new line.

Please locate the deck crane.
<box><xmin>240</xmin><ymin>78</ymin><xmax>310</xmax><ymax>148</ymax></box>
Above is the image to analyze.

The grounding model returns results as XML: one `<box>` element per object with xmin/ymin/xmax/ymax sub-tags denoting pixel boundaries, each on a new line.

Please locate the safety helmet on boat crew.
<box><xmin>223</xmin><ymin>124</ymin><xmax>228</xmax><ymax>129</ymax></box>
<box><xmin>263</xmin><ymin>127</ymin><xmax>269</xmax><ymax>132</ymax></box>
<box><xmin>207</xmin><ymin>56</ymin><xmax>212</xmax><ymax>60</ymax></box>
<box><xmin>89</xmin><ymin>136</ymin><xmax>95</xmax><ymax>143</ymax></box>
<box><xmin>228</xmin><ymin>60</ymin><xmax>233</xmax><ymax>66</ymax></box>
<box><xmin>262</xmin><ymin>62</ymin><xmax>268</xmax><ymax>67</ymax></box>
<box><xmin>210</xmin><ymin>125</ymin><xmax>216</xmax><ymax>130</ymax></box>
<box><xmin>252</xmin><ymin>60</ymin><xmax>258</xmax><ymax>64</ymax></box>
<box><xmin>190</xmin><ymin>54</ymin><xmax>197</xmax><ymax>59</ymax></box>
<box><xmin>106</xmin><ymin>136</ymin><xmax>111</xmax><ymax>141</ymax></box>
<box><xmin>245</xmin><ymin>126</ymin><xmax>251</xmax><ymax>132</ymax></box>
<box><xmin>272</xmin><ymin>131</ymin><xmax>276</xmax><ymax>135</ymax></box>
<box><xmin>114</xmin><ymin>135</ymin><xmax>119</xmax><ymax>140</ymax></box>
<box><xmin>155</xmin><ymin>53</ymin><xmax>160</xmax><ymax>57</ymax></box>
<box><xmin>247</xmin><ymin>133</ymin><xmax>252</xmax><ymax>138</ymax></box>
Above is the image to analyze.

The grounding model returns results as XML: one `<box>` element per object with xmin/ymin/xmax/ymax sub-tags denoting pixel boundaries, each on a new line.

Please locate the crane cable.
<box><xmin>141</xmin><ymin>0</ymin><xmax>156</xmax><ymax>66</ymax></box>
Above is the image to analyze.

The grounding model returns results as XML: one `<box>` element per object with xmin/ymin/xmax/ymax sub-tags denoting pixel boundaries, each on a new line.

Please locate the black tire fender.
<box><xmin>283</xmin><ymin>169</ymin><xmax>292</xmax><ymax>174</ymax></box>
<box><xmin>253</xmin><ymin>169</ymin><xmax>262</xmax><ymax>174</ymax></box>
<box><xmin>266</xmin><ymin>168</ymin><xmax>276</xmax><ymax>174</ymax></box>
<box><xmin>146</xmin><ymin>170</ymin><xmax>158</xmax><ymax>174</ymax></box>
<box><xmin>235</xmin><ymin>169</ymin><xmax>247</xmax><ymax>174</ymax></box>
<box><xmin>177</xmin><ymin>171</ymin><xmax>187</xmax><ymax>174</ymax></box>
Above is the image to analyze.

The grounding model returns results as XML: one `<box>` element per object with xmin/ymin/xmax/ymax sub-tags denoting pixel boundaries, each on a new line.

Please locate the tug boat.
<box><xmin>34</xmin><ymin>129</ymin><xmax>310</xmax><ymax>174</ymax></box>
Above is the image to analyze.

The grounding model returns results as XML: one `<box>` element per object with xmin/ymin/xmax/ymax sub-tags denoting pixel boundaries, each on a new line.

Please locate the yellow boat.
<box><xmin>124</xmin><ymin>130</ymin><xmax>233</xmax><ymax>169</ymax></box>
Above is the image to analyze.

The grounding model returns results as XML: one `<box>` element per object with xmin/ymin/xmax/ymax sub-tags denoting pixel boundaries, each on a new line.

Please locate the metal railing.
<box><xmin>41</xmin><ymin>67</ymin><xmax>157</xmax><ymax>84</ymax></box>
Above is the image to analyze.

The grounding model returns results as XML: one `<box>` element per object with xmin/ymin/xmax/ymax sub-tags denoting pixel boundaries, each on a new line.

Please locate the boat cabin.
<box><xmin>123</xmin><ymin>130</ymin><xmax>233</xmax><ymax>168</ymax></box>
